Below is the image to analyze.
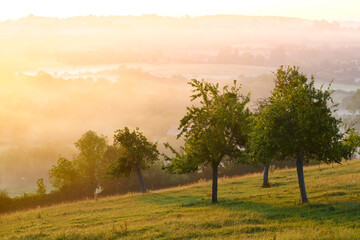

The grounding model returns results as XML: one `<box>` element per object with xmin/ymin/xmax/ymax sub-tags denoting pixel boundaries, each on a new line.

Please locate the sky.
<box><xmin>0</xmin><ymin>0</ymin><xmax>360</xmax><ymax>21</ymax></box>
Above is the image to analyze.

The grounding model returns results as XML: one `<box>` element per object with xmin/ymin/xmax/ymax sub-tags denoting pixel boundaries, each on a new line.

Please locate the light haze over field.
<box><xmin>1</xmin><ymin>0</ymin><xmax>360</xmax><ymax>21</ymax></box>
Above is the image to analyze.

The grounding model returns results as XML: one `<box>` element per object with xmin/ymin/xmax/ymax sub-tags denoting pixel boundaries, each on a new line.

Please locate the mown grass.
<box><xmin>1</xmin><ymin>160</ymin><xmax>359</xmax><ymax>240</ymax></box>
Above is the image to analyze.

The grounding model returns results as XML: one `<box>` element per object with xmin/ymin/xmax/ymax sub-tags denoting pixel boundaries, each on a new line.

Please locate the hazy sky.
<box><xmin>1</xmin><ymin>0</ymin><xmax>360</xmax><ymax>21</ymax></box>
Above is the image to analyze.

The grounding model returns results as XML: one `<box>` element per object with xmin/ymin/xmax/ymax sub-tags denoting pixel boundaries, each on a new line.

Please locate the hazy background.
<box><xmin>1</xmin><ymin>0</ymin><xmax>360</xmax><ymax>21</ymax></box>
<box><xmin>1</xmin><ymin>13</ymin><xmax>360</xmax><ymax>196</ymax></box>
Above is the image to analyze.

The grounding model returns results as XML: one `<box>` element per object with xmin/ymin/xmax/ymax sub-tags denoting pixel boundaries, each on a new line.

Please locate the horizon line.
<box><xmin>1</xmin><ymin>13</ymin><xmax>359</xmax><ymax>23</ymax></box>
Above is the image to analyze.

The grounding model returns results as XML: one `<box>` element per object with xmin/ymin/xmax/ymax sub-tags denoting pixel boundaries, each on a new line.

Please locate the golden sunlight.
<box><xmin>0</xmin><ymin>0</ymin><xmax>359</xmax><ymax>21</ymax></box>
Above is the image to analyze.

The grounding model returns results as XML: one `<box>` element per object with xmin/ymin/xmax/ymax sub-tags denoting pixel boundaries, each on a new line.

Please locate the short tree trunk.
<box><xmin>212</xmin><ymin>162</ymin><xmax>219</xmax><ymax>203</ymax></box>
<box><xmin>133</xmin><ymin>164</ymin><xmax>146</xmax><ymax>193</ymax></box>
<box><xmin>296</xmin><ymin>152</ymin><xmax>308</xmax><ymax>203</ymax></box>
<box><xmin>263</xmin><ymin>163</ymin><xmax>270</xmax><ymax>187</ymax></box>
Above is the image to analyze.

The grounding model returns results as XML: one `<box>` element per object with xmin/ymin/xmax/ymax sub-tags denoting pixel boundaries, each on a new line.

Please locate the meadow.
<box><xmin>1</xmin><ymin>159</ymin><xmax>359</xmax><ymax>240</ymax></box>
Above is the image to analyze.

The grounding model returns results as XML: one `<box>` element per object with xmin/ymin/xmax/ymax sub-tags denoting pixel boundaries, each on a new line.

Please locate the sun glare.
<box><xmin>0</xmin><ymin>0</ymin><xmax>359</xmax><ymax>21</ymax></box>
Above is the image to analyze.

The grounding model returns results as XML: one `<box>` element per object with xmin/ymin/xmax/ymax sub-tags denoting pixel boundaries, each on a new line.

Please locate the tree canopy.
<box><xmin>163</xmin><ymin>79</ymin><xmax>251</xmax><ymax>203</ymax></box>
<box><xmin>73</xmin><ymin>130</ymin><xmax>108</xmax><ymax>192</ymax></box>
<box><xmin>248</xmin><ymin>66</ymin><xmax>358</xmax><ymax>203</ymax></box>
<box><xmin>49</xmin><ymin>156</ymin><xmax>79</xmax><ymax>191</ymax></box>
<box><xmin>107</xmin><ymin>127</ymin><xmax>159</xmax><ymax>193</ymax></box>
<box><xmin>48</xmin><ymin>130</ymin><xmax>108</xmax><ymax>197</ymax></box>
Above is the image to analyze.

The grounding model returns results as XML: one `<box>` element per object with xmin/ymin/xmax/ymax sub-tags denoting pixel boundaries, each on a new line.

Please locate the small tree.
<box><xmin>36</xmin><ymin>178</ymin><xmax>46</xmax><ymax>197</ymax></box>
<box><xmin>343</xmin><ymin>129</ymin><xmax>360</xmax><ymax>157</ymax></box>
<box><xmin>107</xmin><ymin>127</ymin><xmax>159</xmax><ymax>193</ymax></box>
<box><xmin>248</xmin><ymin>66</ymin><xmax>358</xmax><ymax>203</ymax></box>
<box><xmin>163</xmin><ymin>79</ymin><xmax>251</xmax><ymax>203</ymax></box>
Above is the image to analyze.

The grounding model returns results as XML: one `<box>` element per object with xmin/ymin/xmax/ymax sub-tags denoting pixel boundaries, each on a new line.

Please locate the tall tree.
<box><xmin>107</xmin><ymin>127</ymin><xmax>159</xmax><ymax>193</ymax></box>
<box><xmin>163</xmin><ymin>79</ymin><xmax>251</xmax><ymax>203</ymax></box>
<box><xmin>248</xmin><ymin>66</ymin><xmax>358</xmax><ymax>203</ymax></box>
<box><xmin>73</xmin><ymin>130</ymin><xmax>108</xmax><ymax>193</ymax></box>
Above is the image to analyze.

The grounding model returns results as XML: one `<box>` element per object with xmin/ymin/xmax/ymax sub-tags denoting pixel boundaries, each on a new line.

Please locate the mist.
<box><xmin>1</xmin><ymin>14</ymin><xmax>360</xmax><ymax>195</ymax></box>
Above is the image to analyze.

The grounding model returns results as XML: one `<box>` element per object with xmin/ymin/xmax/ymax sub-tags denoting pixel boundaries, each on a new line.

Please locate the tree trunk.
<box><xmin>296</xmin><ymin>151</ymin><xmax>308</xmax><ymax>203</ymax></box>
<box><xmin>263</xmin><ymin>163</ymin><xmax>270</xmax><ymax>187</ymax></box>
<box><xmin>212</xmin><ymin>162</ymin><xmax>219</xmax><ymax>203</ymax></box>
<box><xmin>132</xmin><ymin>164</ymin><xmax>146</xmax><ymax>193</ymax></box>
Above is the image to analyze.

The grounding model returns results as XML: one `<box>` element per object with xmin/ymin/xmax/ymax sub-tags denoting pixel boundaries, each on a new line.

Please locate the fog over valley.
<box><xmin>1</xmin><ymin>14</ymin><xmax>360</xmax><ymax>195</ymax></box>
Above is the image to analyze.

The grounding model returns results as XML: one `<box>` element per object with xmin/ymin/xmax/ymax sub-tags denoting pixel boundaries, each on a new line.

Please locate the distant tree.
<box><xmin>36</xmin><ymin>178</ymin><xmax>46</xmax><ymax>196</ymax></box>
<box><xmin>107</xmin><ymin>127</ymin><xmax>159</xmax><ymax>193</ymax></box>
<box><xmin>342</xmin><ymin>89</ymin><xmax>360</xmax><ymax>133</ymax></box>
<box><xmin>163</xmin><ymin>79</ymin><xmax>251</xmax><ymax>203</ymax></box>
<box><xmin>73</xmin><ymin>130</ymin><xmax>108</xmax><ymax>193</ymax></box>
<box><xmin>49</xmin><ymin>156</ymin><xmax>79</xmax><ymax>191</ymax></box>
<box><xmin>48</xmin><ymin>131</ymin><xmax>108</xmax><ymax>197</ymax></box>
<box><xmin>248</xmin><ymin>66</ymin><xmax>358</xmax><ymax>203</ymax></box>
<box><xmin>344</xmin><ymin>89</ymin><xmax>360</xmax><ymax>112</ymax></box>
<box><xmin>343</xmin><ymin>129</ymin><xmax>360</xmax><ymax>157</ymax></box>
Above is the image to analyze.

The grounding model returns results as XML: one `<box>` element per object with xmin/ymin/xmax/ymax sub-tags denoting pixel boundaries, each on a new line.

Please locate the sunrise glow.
<box><xmin>1</xmin><ymin>0</ymin><xmax>360</xmax><ymax>21</ymax></box>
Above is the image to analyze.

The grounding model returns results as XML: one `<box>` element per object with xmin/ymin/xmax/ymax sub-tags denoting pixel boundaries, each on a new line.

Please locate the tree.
<box><xmin>342</xmin><ymin>89</ymin><xmax>360</xmax><ymax>133</ymax></box>
<box><xmin>49</xmin><ymin>156</ymin><xmax>79</xmax><ymax>191</ymax></box>
<box><xmin>36</xmin><ymin>178</ymin><xmax>46</xmax><ymax>197</ymax></box>
<box><xmin>163</xmin><ymin>79</ymin><xmax>251</xmax><ymax>203</ymax></box>
<box><xmin>342</xmin><ymin>129</ymin><xmax>360</xmax><ymax>158</ymax></box>
<box><xmin>48</xmin><ymin>131</ymin><xmax>108</xmax><ymax>197</ymax></box>
<box><xmin>345</xmin><ymin>89</ymin><xmax>360</xmax><ymax>112</ymax></box>
<box><xmin>73</xmin><ymin>130</ymin><xmax>108</xmax><ymax>193</ymax></box>
<box><xmin>250</xmin><ymin>98</ymin><xmax>272</xmax><ymax>188</ymax></box>
<box><xmin>248</xmin><ymin>66</ymin><xmax>358</xmax><ymax>203</ymax></box>
<box><xmin>107</xmin><ymin>127</ymin><xmax>159</xmax><ymax>193</ymax></box>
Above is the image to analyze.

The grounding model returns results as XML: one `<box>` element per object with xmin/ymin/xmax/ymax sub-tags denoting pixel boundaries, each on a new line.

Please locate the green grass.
<box><xmin>1</xmin><ymin>160</ymin><xmax>360</xmax><ymax>240</ymax></box>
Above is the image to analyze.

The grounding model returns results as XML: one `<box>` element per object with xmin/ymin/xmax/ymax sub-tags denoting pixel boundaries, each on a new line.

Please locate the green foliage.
<box><xmin>163</xmin><ymin>79</ymin><xmax>251</xmax><ymax>174</ymax></box>
<box><xmin>342</xmin><ymin>129</ymin><xmax>360</xmax><ymax>157</ymax></box>
<box><xmin>48</xmin><ymin>130</ymin><xmax>108</xmax><ymax>196</ymax></box>
<box><xmin>36</xmin><ymin>178</ymin><xmax>46</xmax><ymax>196</ymax></box>
<box><xmin>345</xmin><ymin>88</ymin><xmax>360</xmax><ymax>111</ymax></box>
<box><xmin>107</xmin><ymin>127</ymin><xmax>159</xmax><ymax>178</ymax></box>
<box><xmin>73</xmin><ymin>130</ymin><xmax>108</xmax><ymax>191</ymax></box>
<box><xmin>249</xmin><ymin>66</ymin><xmax>354</xmax><ymax>164</ymax></box>
<box><xmin>49</xmin><ymin>157</ymin><xmax>79</xmax><ymax>191</ymax></box>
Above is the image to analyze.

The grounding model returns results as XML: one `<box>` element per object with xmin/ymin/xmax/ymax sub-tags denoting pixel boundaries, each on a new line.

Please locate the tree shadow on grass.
<box><xmin>217</xmin><ymin>199</ymin><xmax>360</xmax><ymax>226</ymax></box>
<box><xmin>138</xmin><ymin>193</ymin><xmax>360</xmax><ymax>226</ymax></box>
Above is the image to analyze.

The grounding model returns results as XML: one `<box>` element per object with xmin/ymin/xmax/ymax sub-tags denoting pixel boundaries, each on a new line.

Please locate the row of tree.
<box><xmin>47</xmin><ymin>66</ymin><xmax>359</xmax><ymax>205</ymax></box>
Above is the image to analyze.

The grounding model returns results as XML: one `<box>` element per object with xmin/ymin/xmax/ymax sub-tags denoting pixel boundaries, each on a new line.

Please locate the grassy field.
<box><xmin>1</xmin><ymin>160</ymin><xmax>359</xmax><ymax>240</ymax></box>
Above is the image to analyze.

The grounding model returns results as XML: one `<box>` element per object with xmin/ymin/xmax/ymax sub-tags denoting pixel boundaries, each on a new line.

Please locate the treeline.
<box><xmin>1</xmin><ymin>66</ymin><xmax>359</xmax><ymax>213</ymax></box>
<box><xmin>1</xmin><ymin>131</ymin><xmax>292</xmax><ymax>213</ymax></box>
<box><xmin>0</xmin><ymin>135</ymin><xmax>290</xmax><ymax>213</ymax></box>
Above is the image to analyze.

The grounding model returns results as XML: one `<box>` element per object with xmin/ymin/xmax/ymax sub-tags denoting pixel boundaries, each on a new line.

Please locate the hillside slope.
<box><xmin>1</xmin><ymin>160</ymin><xmax>360</xmax><ymax>240</ymax></box>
